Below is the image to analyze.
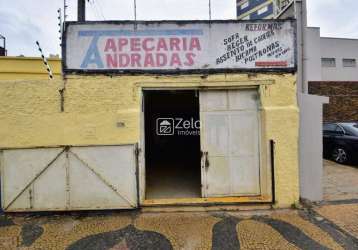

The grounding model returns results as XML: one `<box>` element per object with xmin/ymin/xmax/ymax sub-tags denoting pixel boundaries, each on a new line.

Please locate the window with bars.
<box><xmin>321</xmin><ymin>58</ymin><xmax>336</xmax><ymax>67</ymax></box>
<box><xmin>342</xmin><ymin>58</ymin><xmax>356</xmax><ymax>67</ymax></box>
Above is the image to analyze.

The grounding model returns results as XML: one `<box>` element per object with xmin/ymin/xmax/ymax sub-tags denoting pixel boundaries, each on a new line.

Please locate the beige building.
<box><xmin>0</xmin><ymin>56</ymin><xmax>61</xmax><ymax>80</ymax></box>
<box><xmin>0</xmin><ymin>20</ymin><xmax>300</xmax><ymax>212</ymax></box>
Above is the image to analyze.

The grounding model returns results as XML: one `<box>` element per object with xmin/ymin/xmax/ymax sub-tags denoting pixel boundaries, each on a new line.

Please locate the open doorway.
<box><xmin>144</xmin><ymin>90</ymin><xmax>201</xmax><ymax>199</ymax></box>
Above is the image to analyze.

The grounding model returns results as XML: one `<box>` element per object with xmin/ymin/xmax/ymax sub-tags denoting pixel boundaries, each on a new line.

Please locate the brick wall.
<box><xmin>308</xmin><ymin>81</ymin><xmax>358</xmax><ymax>122</ymax></box>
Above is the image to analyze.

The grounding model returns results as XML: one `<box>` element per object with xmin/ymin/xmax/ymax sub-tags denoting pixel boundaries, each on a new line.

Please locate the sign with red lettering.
<box><xmin>64</xmin><ymin>20</ymin><xmax>296</xmax><ymax>73</ymax></box>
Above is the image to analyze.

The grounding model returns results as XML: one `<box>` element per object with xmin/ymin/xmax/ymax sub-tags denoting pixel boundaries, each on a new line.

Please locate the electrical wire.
<box><xmin>88</xmin><ymin>0</ymin><xmax>100</xmax><ymax>20</ymax></box>
<box><xmin>95</xmin><ymin>0</ymin><xmax>106</xmax><ymax>20</ymax></box>
<box><xmin>89</xmin><ymin>0</ymin><xmax>106</xmax><ymax>20</ymax></box>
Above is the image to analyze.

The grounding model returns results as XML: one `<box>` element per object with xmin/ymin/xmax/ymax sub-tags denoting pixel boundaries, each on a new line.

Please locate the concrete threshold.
<box><xmin>141</xmin><ymin>204</ymin><xmax>273</xmax><ymax>213</ymax></box>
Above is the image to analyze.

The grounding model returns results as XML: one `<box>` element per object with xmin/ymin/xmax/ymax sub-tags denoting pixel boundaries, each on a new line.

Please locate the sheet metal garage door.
<box><xmin>0</xmin><ymin>145</ymin><xmax>138</xmax><ymax>212</ymax></box>
<box><xmin>200</xmin><ymin>89</ymin><xmax>261</xmax><ymax>197</ymax></box>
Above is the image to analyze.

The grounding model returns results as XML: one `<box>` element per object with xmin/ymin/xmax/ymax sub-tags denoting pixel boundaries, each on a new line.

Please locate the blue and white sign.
<box><xmin>64</xmin><ymin>20</ymin><xmax>296</xmax><ymax>73</ymax></box>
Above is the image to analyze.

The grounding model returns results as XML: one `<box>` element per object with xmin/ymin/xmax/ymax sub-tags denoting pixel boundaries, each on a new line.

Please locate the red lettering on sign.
<box><xmin>104</xmin><ymin>39</ymin><xmax>116</xmax><ymax>52</ymax></box>
<box><xmin>103</xmin><ymin>37</ymin><xmax>202</xmax><ymax>68</ymax></box>
<box><xmin>169</xmin><ymin>38</ymin><xmax>180</xmax><ymax>51</ymax></box>
<box><xmin>118</xmin><ymin>39</ymin><xmax>128</xmax><ymax>51</ymax></box>
<box><xmin>119</xmin><ymin>54</ymin><xmax>130</xmax><ymax>67</ymax></box>
<box><xmin>190</xmin><ymin>38</ymin><xmax>201</xmax><ymax>51</ymax></box>
<box><xmin>156</xmin><ymin>53</ymin><xmax>167</xmax><ymax>67</ymax></box>
<box><xmin>143</xmin><ymin>38</ymin><xmax>155</xmax><ymax>51</ymax></box>
<box><xmin>184</xmin><ymin>53</ymin><xmax>195</xmax><ymax>66</ymax></box>
<box><xmin>157</xmin><ymin>38</ymin><xmax>168</xmax><ymax>51</ymax></box>
<box><xmin>131</xmin><ymin>53</ymin><xmax>141</xmax><ymax>67</ymax></box>
<box><xmin>144</xmin><ymin>53</ymin><xmax>155</xmax><ymax>67</ymax></box>
<box><xmin>106</xmin><ymin>54</ymin><xmax>117</xmax><ymax>68</ymax></box>
<box><xmin>170</xmin><ymin>53</ymin><xmax>182</xmax><ymax>67</ymax></box>
<box><xmin>255</xmin><ymin>61</ymin><xmax>288</xmax><ymax>67</ymax></box>
<box><xmin>130</xmin><ymin>38</ymin><xmax>141</xmax><ymax>51</ymax></box>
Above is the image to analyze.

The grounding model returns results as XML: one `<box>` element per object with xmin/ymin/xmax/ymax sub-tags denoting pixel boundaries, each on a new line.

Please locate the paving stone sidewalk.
<box><xmin>1</xmin><ymin>202</ymin><xmax>358</xmax><ymax>250</ymax></box>
<box><xmin>1</xmin><ymin>160</ymin><xmax>357</xmax><ymax>250</ymax></box>
<box><xmin>323</xmin><ymin>160</ymin><xmax>358</xmax><ymax>201</ymax></box>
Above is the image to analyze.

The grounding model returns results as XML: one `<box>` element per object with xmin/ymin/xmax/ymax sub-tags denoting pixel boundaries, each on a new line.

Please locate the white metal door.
<box><xmin>200</xmin><ymin>89</ymin><xmax>261</xmax><ymax>197</ymax></box>
<box><xmin>0</xmin><ymin>145</ymin><xmax>138</xmax><ymax>211</ymax></box>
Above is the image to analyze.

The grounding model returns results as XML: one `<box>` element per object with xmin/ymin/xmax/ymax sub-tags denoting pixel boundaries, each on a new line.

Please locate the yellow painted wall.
<box><xmin>0</xmin><ymin>73</ymin><xmax>299</xmax><ymax>208</ymax></box>
<box><xmin>0</xmin><ymin>56</ymin><xmax>62</xmax><ymax>80</ymax></box>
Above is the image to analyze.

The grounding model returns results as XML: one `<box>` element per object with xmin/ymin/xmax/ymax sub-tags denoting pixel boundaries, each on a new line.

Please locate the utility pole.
<box><xmin>78</xmin><ymin>0</ymin><xmax>86</xmax><ymax>21</ymax></box>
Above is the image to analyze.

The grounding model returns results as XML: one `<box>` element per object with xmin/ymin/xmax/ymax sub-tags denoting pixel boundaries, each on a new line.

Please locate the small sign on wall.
<box><xmin>63</xmin><ymin>20</ymin><xmax>296</xmax><ymax>74</ymax></box>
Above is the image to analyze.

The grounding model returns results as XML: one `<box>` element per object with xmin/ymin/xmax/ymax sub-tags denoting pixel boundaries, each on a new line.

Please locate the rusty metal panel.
<box><xmin>33</xmin><ymin>152</ymin><xmax>67</xmax><ymax>210</ymax></box>
<box><xmin>63</xmin><ymin>20</ymin><xmax>296</xmax><ymax>74</ymax></box>
<box><xmin>1</xmin><ymin>145</ymin><xmax>137</xmax><ymax>212</ymax></box>
<box><xmin>69</xmin><ymin>146</ymin><xmax>137</xmax><ymax>209</ymax></box>
<box><xmin>1</xmin><ymin>148</ymin><xmax>64</xmax><ymax>211</ymax></box>
<box><xmin>200</xmin><ymin>89</ymin><xmax>260</xmax><ymax>197</ymax></box>
<box><xmin>229</xmin><ymin>112</ymin><xmax>260</xmax><ymax>194</ymax></box>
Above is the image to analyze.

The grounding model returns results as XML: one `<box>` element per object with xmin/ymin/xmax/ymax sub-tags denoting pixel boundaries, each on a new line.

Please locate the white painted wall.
<box><xmin>304</xmin><ymin>27</ymin><xmax>322</xmax><ymax>83</ymax></box>
<box><xmin>283</xmin><ymin>0</ymin><xmax>357</xmax><ymax>203</ymax></box>
<box><xmin>304</xmin><ymin>27</ymin><xmax>358</xmax><ymax>84</ymax></box>
<box><xmin>320</xmin><ymin>37</ymin><xmax>358</xmax><ymax>81</ymax></box>
<box><xmin>298</xmin><ymin>93</ymin><xmax>329</xmax><ymax>201</ymax></box>
<box><xmin>300</xmin><ymin>24</ymin><xmax>358</xmax><ymax>202</ymax></box>
<box><xmin>280</xmin><ymin>0</ymin><xmax>326</xmax><ymax>203</ymax></box>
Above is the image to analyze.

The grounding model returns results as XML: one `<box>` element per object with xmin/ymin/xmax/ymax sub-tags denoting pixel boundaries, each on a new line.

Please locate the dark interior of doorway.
<box><xmin>144</xmin><ymin>90</ymin><xmax>201</xmax><ymax>199</ymax></box>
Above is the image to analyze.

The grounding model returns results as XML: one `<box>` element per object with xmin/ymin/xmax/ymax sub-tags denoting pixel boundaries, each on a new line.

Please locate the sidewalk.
<box><xmin>1</xmin><ymin>202</ymin><xmax>357</xmax><ymax>250</ymax></box>
<box><xmin>323</xmin><ymin>160</ymin><xmax>358</xmax><ymax>201</ymax></box>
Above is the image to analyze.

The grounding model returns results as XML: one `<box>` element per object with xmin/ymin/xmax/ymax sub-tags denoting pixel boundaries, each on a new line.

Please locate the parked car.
<box><xmin>323</xmin><ymin>122</ymin><xmax>358</xmax><ymax>164</ymax></box>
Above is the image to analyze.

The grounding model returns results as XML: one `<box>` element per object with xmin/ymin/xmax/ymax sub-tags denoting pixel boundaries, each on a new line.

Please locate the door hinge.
<box><xmin>200</xmin><ymin>151</ymin><xmax>210</xmax><ymax>192</ymax></box>
<box><xmin>201</xmin><ymin>151</ymin><xmax>209</xmax><ymax>169</ymax></box>
<box><xmin>134</xmin><ymin>144</ymin><xmax>141</xmax><ymax>158</ymax></box>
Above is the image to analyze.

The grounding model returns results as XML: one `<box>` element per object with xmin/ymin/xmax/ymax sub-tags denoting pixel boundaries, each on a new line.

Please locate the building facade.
<box><xmin>0</xmin><ymin>56</ymin><xmax>61</xmax><ymax>80</ymax></box>
<box><xmin>320</xmin><ymin>38</ymin><xmax>358</xmax><ymax>81</ymax></box>
<box><xmin>274</xmin><ymin>0</ymin><xmax>327</xmax><ymax>202</ymax></box>
<box><xmin>0</xmin><ymin>20</ymin><xmax>300</xmax><ymax>212</ymax></box>
<box><xmin>237</xmin><ymin>0</ymin><xmax>293</xmax><ymax>20</ymax></box>
<box><xmin>237</xmin><ymin>0</ymin><xmax>274</xmax><ymax>20</ymax></box>
<box><xmin>305</xmin><ymin>27</ymin><xmax>358</xmax><ymax>122</ymax></box>
<box><xmin>309</xmin><ymin>81</ymin><xmax>358</xmax><ymax>122</ymax></box>
<box><xmin>304</xmin><ymin>28</ymin><xmax>358</xmax><ymax>82</ymax></box>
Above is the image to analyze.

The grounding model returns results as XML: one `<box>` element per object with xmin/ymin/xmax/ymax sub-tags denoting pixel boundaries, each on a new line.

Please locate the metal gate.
<box><xmin>200</xmin><ymin>89</ymin><xmax>261</xmax><ymax>197</ymax></box>
<box><xmin>0</xmin><ymin>145</ymin><xmax>138</xmax><ymax>212</ymax></box>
